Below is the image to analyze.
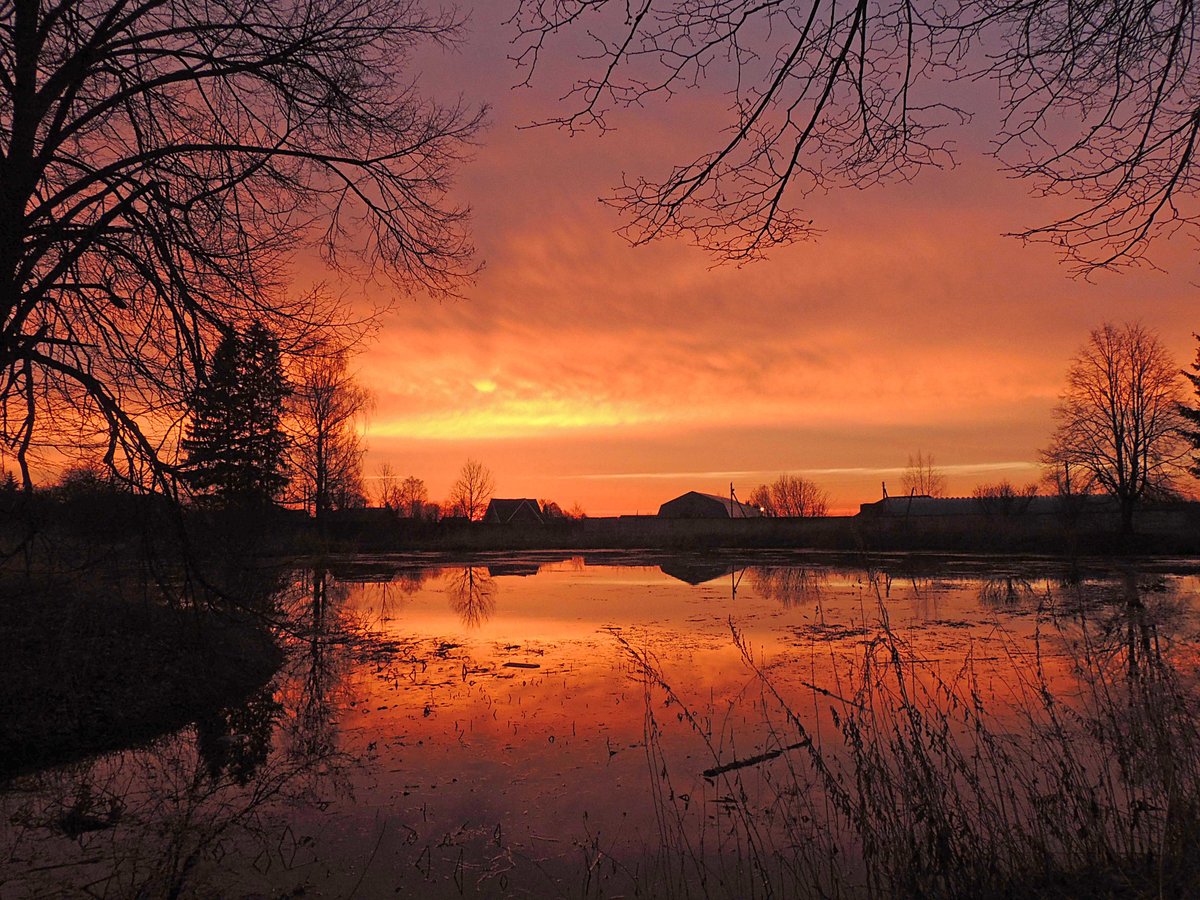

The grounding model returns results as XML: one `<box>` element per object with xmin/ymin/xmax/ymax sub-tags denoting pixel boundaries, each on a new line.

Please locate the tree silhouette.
<box><xmin>287</xmin><ymin>350</ymin><xmax>370</xmax><ymax>523</ymax></box>
<box><xmin>398</xmin><ymin>476</ymin><xmax>429</xmax><ymax>518</ymax></box>
<box><xmin>901</xmin><ymin>451</ymin><xmax>947</xmax><ymax>497</ymax></box>
<box><xmin>751</xmin><ymin>474</ymin><xmax>829</xmax><ymax>517</ymax></box>
<box><xmin>1181</xmin><ymin>335</ymin><xmax>1200</xmax><ymax>479</ymax></box>
<box><xmin>448</xmin><ymin>458</ymin><xmax>494</xmax><ymax>520</ymax></box>
<box><xmin>183</xmin><ymin>323</ymin><xmax>290</xmax><ymax>506</ymax></box>
<box><xmin>511</xmin><ymin>1</ymin><xmax>1200</xmax><ymax>271</ymax></box>
<box><xmin>0</xmin><ymin>0</ymin><xmax>483</xmax><ymax>490</ymax></box>
<box><xmin>1043</xmin><ymin>323</ymin><xmax>1185</xmax><ymax>534</ymax></box>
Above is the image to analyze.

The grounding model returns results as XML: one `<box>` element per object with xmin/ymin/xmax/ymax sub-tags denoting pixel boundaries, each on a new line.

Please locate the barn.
<box><xmin>483</xmin><ymin>498</ymin><xmax>546</xmax><ymax>525</ymax></box>
<box><xmin>657</xmin><ymin>491</ymin><xmax>762</xmax><ymax>519</ymax></box>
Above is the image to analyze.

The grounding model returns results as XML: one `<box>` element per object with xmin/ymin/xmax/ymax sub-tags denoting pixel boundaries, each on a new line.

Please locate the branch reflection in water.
<box><xmin>747</xmin><ymin>566</ymin><xmax>828</xmax><ymax>607</ymax></box>
<box><xmin>2</xmin><ymin>569</ymin><xmax>355</xmax><ymax>898</ymax></box>
<box><xmin>448</xmin><ymin>566</ymin><xmax>497</xmax><ymax>627</ymax></box>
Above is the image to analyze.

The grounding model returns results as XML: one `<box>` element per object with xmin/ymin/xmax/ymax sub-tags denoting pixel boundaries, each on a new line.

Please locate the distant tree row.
<box><xmin>374</xmin><ymin>458</ymin><xmax>494</xmax><ymax>521</ymax></box>
<box><xmin>57</xmin><ymin>318</ymin><xmax>1200</xmax><ymax>541</ymax></box>
<box><xmin>374</xmin><ymin>458</ymin><xmax>585</xmax><ymax>522</ymax></box>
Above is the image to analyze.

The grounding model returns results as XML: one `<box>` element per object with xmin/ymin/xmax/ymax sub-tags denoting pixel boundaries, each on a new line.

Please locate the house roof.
<box><xmin>658</xmin><ymin>490</ymin><xmax>762</xmax><ymax>518</ymax></box>
<box><xmin>484</xmin><ymin>498</ymin><xmax>544</xmax><ymax>524</ymax></box>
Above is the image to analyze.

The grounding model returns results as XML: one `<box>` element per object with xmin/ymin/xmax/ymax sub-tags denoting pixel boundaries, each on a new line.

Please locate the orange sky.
<box><xmin>318</xmin><ymin>9</ymin><xmax>1200</xmax><ymax>517</ymax></box>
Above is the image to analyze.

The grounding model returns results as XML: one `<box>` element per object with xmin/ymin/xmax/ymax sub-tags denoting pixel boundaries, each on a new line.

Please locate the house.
<box><xmin>483</xmin><ymin>498</ymin><xmax>545</xmax><ymax>525</ymax></box>
<box><xmin>657</xmin><ymin>491</ymin><xmax>763</xmax><ymax>519</ymax></box>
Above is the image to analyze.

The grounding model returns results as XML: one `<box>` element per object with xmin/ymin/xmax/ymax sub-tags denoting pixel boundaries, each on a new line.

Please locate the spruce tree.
<box><xmin>1182</xmin><ymin>334</ymin><xmax>1200</xmax><ymax>479</ymax></box>
<box><xmin>183</xmin><ymin>323</ymin><xmax>290</xmax><ymax>505</ymax></box>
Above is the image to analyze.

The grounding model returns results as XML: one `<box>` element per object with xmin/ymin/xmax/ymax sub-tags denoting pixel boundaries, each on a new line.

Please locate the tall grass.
<box><xmin>623</xmin><ymin>580</ymin><xmax>1200</xmax><ymax>898</ymax></box>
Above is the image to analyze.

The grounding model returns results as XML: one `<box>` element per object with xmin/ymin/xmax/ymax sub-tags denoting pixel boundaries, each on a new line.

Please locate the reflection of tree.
<box><xmin>2</xmin><ymin>721</ymin><xmax>344</xmax><ymax>896</ymax></box>
<box><xmin>448</xmin><ymin>567</ymin><xmax>497</xmax><ymax>627</ymax></box>
<box><xmin>1077</xmin><ymin>574</ymin><xmax>1183</xmax><ymax>685</ymax></box>
<box><xmin>748</xmin><ymin>566</ymin><xmax>826</xmax><ymax>607</ymax></box>
<box><xmin>195</xmin><ymin>685</ymin><xmax>280</xmax><ymax>785</ymax></box>
<box><xmin>2</xmin><ymin>566</ymin><xmax>369</xmax><ymax>897</ymax></box>
<box><xmin>395</xmin><ymin>566</ymin><xmax>442</xmax><ymax>597</ymax></box>
<box><xmin>978</xmin><ymin>576</ymin><xmax>1035</xmax><ymax>608</ymax></box>
<box><xmin>288</xmin><ymin>569</ymin><xmax>352</xmax><ymax>761</ymax></box>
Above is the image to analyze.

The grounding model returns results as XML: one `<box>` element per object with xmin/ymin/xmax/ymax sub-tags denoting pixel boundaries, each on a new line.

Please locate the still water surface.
<box><xmin>4</xmin><ymin>552</ymin><xmax>1198</xmax><ymax>897</ymax></box>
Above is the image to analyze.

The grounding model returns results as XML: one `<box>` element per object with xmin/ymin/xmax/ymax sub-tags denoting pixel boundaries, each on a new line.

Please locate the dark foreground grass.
<box><xmin>0</xmin><ymin>567</ymin><xmax>282</xmax><ymax>781</ymax></box>
<box><xmin>622</xmin><ymin>584</ymin><xmax>1200</xmax><ymax>899</ymax></box>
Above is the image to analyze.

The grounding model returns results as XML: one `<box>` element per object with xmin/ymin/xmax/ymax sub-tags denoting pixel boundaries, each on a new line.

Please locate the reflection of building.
<box><xmin>657</xmin><ymin>491</ymin><xmax>762</xmax><ymax>519</ymax></box>
<box><xmin>659</xmin><ymin>561</ymin><xmax>738</xmax><ymax>585</ymax></box>
<box><xmin>325</xmin><ymin>561</ymin><xmax>400</xmax><ymax>583</ymax></box>
<box><xmin>483</xmin><ymin>498</ymin><xmax>545</xmax><ymax>525</ymax></box>
<box><xmin>486</xmin><ymin>563</ymin><xmax>541</xmax><ymax>577</ymax></box>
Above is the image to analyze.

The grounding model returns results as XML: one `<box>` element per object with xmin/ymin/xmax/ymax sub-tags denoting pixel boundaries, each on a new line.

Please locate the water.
<box><xmin>4</xmin><ymin>552</ymin><xmax>1199</xmax><ymax>897</ymax></box>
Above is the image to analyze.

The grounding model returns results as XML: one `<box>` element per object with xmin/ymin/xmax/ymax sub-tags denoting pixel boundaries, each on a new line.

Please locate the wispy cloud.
<box><xmin>567</xmin><ymin>462</ymin><xmax>1038</xmax><ymax>480</ymax></box>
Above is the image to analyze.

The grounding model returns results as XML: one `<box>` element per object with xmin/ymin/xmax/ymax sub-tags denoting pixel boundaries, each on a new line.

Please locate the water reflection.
<box><xmin>658</xmin><ymin>560</ymin><xmax>737</xmax><ymax>585</ymax></box>
<box><xmin>631</xmin><ymin>569</ymin><xmax>1200</xmax><ymax>898</ymax></box>
<box><xmin>289</xmin><ymin>569</ymin><xmax>349</xmax><ymax>760</ymax></box>
<box><xmin>978</xmin><ymin>575</ymin><xmax>1037</xmax><ymax>607</ymax></box>
<box><xmin>748</xmin><ymin>565</ymin><xmax>827</xmax><ymax>606</ymax></box>
<box><xmin>4</xmin><ymin>557</ymin><xmax>1200</xmax><ymax>898</ymax></box>
<box><xmin>2</xmin><ymin>694</ymin><xmax>345</xmax><ymax>897</ymax></box>
<box><xmin>448</xmin><ymin>565</ymin><xmax>497</xmax><ymax>627</ymax></box>
<box><xmin>195</xmin><ymin>684</ymin><xmax>279</xmax><ymax>785</ymax></box>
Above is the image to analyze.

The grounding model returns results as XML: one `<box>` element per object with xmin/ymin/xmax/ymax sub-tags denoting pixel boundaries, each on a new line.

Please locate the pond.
<box><xmin>4</xmin><ymin>552</ymin><xmax>1200</xmax><ymax>898</ymax></box>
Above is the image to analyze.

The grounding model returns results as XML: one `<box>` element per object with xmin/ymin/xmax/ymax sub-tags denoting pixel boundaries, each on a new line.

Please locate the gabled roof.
<box><xmin>484</xmin><ymin>498</ymin><xmax>545</xmax><ymax>524</ymax></box>
<box><xmin>657</xmin><ymin>490</ymin><xmax>763</xmax><ymax>518</ymax></box>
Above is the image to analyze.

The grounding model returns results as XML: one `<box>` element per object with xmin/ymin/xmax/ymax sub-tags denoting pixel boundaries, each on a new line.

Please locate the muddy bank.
<box><xmin>0</xmin><ymin>575</ymin><xmax>282</xmax><ymax>781</ymax></box>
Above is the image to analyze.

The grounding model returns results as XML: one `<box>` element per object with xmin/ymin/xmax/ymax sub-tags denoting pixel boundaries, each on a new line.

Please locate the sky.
<box><xmin>326</xmin><ymin>6</ymin><xmax>1200</xmax><ymax>517</ymax></box>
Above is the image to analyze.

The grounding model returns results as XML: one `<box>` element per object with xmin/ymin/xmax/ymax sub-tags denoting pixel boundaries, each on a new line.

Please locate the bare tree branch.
<box><xmin>511</xmin><ymin>0</ymin><xmax>1200</xmax><ymax>273</ymax></box>
<box><xmin>0</xmin><ymin>0</ymin><xmax>484</xmax><ymax>487</ymax></box>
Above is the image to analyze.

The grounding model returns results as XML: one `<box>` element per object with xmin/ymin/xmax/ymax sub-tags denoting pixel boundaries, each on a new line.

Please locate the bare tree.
<box><xmin>753</xmin><ymin>474</ymin><xmax>829</xmax><ymax>517</ymax></box>
<box><xmin>287</xmin><ymin>350</ymin><xmax>371</xmax><ymax>523</ymax></box>
<box><xmin>510</xmin><ymin>1</ymin><xmax>1200</xmax><ymax>272</ymax></box>
<box><xmin>749</xmin><ymin>484</ymin><xmax>773</xmax><ymax>515</ymax></box>
<box><xmin>398</xmin><ymin>476</ymin><xmax>429</xmax><ymax>519</ymax></box>
<box><xmin>901</xmin><ymin>451</ymin><xmax>947</xmax><ymax>497</ymax></box>
<box><xmin>0</xmin><ymin>0</ymin><xmax>483</xmax><ymax>492</ymax></box>
<box><xmin>376</xmin><ymin>463</ymin><xmax>402</xmax><ymax>511</ymax></box>
<box><xmin>972</xmin><ymin>480</ymin><xmax>1037</xmax><ymax>516</ymax></box>
<box><xmin>1042</xmin><ymin>323</ymin><xmax>1185</xmax><ymax>534</ymax></box>
<box><xmin>448</xmin><ymin>458</ymin><xmax>494</xmax><ymax>520</ymax></box>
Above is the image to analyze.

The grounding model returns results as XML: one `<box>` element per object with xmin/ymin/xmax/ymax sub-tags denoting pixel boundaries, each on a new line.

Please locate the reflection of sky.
<box><xmin>8</xmin><ymin>562</ymin><xmax>1200</xmax><ymax>896</ymax></box>
<box><xmin>326</xmin><ymin>561</ymin><xmax>1200</xmax><ymax>889</ymax></box>
<box><xmin>305</xmin><ymin>6</ymin><xmax>1200</xmax><ymax>515</ymax></box>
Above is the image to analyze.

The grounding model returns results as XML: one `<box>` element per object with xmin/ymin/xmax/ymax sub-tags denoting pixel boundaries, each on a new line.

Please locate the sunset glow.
<box><xmin>333</xmin><ymin>9</ymin><xmax>1200</xmax><ymax>516</ymax></box>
